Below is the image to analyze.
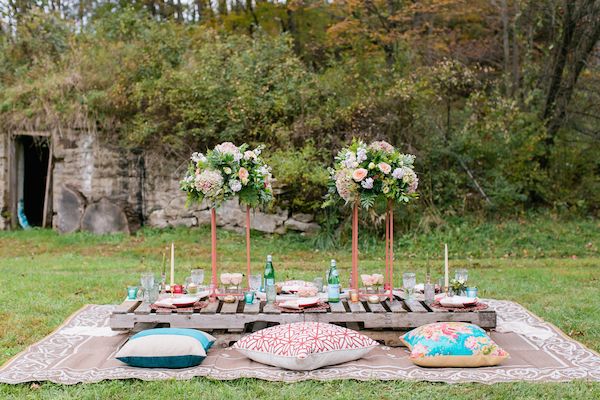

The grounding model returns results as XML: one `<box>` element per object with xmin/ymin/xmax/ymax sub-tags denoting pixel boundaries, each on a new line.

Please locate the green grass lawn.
<box><xmin>1</xmin><ymin>215</ymin><xmax>599</xmax><ymax>399</ymax></box>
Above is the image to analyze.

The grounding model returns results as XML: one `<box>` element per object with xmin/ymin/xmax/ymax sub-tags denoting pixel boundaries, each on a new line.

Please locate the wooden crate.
<box><xmin>110</xmin><ymin>296</ymin><xmax>496</xmax><ymax>347</ymax></box>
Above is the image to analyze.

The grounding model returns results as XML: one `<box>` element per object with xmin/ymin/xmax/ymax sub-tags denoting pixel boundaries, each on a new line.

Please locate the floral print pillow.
<box><xmin>401</xmin><ymin>322</ymin><xmax>509</xmax><ymax>367</ymax></box>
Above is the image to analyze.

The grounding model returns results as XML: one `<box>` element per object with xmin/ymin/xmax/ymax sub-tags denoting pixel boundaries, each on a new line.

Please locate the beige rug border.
<box><xmin>0</xmin><ymin>304</ymin><xmax>93</xmax><ymax>373</ymax></box>
<box><xmin>514</xmin><ymin>304</ymin><xmax>600</xmax><ymax>359</ymax></box>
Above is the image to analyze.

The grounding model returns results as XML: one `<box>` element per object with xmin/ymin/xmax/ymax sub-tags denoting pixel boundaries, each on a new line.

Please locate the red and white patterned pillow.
<box><xmin>232</xmin><ymin>322</ymin><xmax>378</xmax><ymax>370</ymax></box>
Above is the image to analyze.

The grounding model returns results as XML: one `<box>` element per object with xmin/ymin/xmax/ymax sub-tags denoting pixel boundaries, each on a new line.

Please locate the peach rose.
<box><xmin>378</xmin><ymin>162</ymin><xmax>391</xmax><ymax>174</ymax></box>
<box><xmin>238</xmin><ymin>167</ymin><xmax>249</xmax><ymax>184</ymax></box>
<box><xmin>352</xmin><ymin>168</ymin><xmax>368</xmax><ymax>182</ymax></box>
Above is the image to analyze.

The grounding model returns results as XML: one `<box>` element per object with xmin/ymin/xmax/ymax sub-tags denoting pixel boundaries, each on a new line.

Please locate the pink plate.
<box><xmin>155</xmin><ymin>296</ymin><xmax>198</xmax><ymax>308</ymax></box>
<box><xmin>297</xmin><ymin>297</ymin><xmax>320</xmax><ymax>308</ymax></box>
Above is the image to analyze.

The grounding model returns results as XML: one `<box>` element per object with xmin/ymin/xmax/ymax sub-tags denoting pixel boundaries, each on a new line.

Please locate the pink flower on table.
<box><xmin>372</xmin><ymin>273</ymin><xmax>384</xmax><ymax>285</ymax></box>
<box><xmin>378</xmin><ymin>162</ymin><xmax>391</xmax><ymax>175</ymax></box>
<box><xmin>352</xmin><ymin>168</ymin><xmax>368</xmax><ymax>182</ymax></box>
<box><xmin>243</xmin><ymin>150</ymin><xmax>256</xmax><ymax>160</ymax></box>
<box><xmin>220</xmin><ymin>273</ymin><xmax>232</xmax><ymax>285</ymax></box>
<box><xmin>238</xmin><ymin>167</ymin><xmax>249</xmax><ymax>184</ymax></box>
<box><xmin>361</xmin><ymin>274</ymin><xmax>376</xmax><ymax>287</ymax></box>
<box><xmin>230</xmin><ymin>273</ymin><xmax>244</xmax><ymax>286</ymax></box>
<box><xmin>215</xmin><ymin>142</ymin><xmax>242</xmax><ymax>161</ymax></box>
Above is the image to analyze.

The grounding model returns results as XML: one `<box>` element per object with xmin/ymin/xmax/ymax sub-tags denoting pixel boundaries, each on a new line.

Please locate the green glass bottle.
<box><xmin>327</xmin><ymin>259</ymin><xmax>340</xmax><ymax>303</ymax></box>
<box><xmin>262</xmin><ymin>254</ymin><xmax>275</xmax><ymax>292</ymax></box>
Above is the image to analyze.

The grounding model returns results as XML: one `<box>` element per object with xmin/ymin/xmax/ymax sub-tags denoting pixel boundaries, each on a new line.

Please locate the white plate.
<box><xmin>154</xmin><ymin>296</ymin><xmax>199</xmax><ymax>308</ymax></box>
<box><xmin>279</xmin><ymin>297</ymin><xmax>320</xmax><ymax>310</ymax></box>
<box><xmin>439</xmin><ymin>295</ymin><xmax>478</xmax><ymax>308</ymax></box>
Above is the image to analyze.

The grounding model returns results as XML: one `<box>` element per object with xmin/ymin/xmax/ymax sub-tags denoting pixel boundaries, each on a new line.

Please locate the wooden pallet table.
<box><xmin>110</xmin><ymin>295</ymin><xmax>496</xmax><ymax>347</ymax></box>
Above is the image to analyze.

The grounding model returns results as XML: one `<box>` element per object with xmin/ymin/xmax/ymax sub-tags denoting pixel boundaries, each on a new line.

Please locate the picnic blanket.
<box><xmin>1</xmin><ymin>300</ymin><xmax>599</xmax><ymax>385</ymax></box>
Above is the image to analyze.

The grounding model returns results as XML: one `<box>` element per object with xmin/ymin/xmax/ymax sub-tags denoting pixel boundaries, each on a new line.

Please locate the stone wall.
<box><xmin>52</xmin><ymin>130</ymin><xmax>141</xmax><ymax>234</ymax></box>
<box><xmin>46</xmin><ymin>131</ymin><xmax>320</xmax><ymax>235</ymax></box>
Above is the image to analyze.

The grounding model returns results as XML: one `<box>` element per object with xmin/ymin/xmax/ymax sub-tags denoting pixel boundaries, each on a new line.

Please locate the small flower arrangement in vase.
<box><xmin>220</xmin><ymin>273</ymin><xmax>244</xmax><ymax>294</ymax></box>
<box><xmin>361</xmin><ymin>274</ymin><xmax>385</xmax><ymax>293</ymax></box>
<box><xmin>449</xmin><ymin>279</ymin><xmax>467</xmax><ymax>297</ymax></box>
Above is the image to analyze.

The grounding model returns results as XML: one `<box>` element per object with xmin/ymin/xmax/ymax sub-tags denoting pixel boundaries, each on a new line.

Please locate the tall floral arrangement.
<box><xmin>181</xmin><ymin>142</ymin><xmax>273</xmax><ymax>296</ymax></box>
<box><xmin>181</xmin><ymin>142</ymin><xmax>273</xmax><ymax>208</ymax></box>
<box><xmin>326</xmin><ymin>138</ymin><xmax>419</xmax><ymax>209</ymax></box>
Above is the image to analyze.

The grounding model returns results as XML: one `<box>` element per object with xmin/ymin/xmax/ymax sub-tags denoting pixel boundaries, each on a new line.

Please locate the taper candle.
<box><xmin>444</xmin><ymin>243</ymin><xmax>449</xmax><ymax>289</ymax></box>
<box><xmin>170</xmin><ymin>242</ymin><xmax>175</xmax><ymax>286</ymax></box>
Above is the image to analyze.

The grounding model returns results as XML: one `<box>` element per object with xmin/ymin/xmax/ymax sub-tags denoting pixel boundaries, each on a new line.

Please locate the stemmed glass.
<box><xmin>403</xmin><ymin>272</ymin><xmax>416</xmax><ymax>300</ymax></box>
<box><xmin>191</xmin><ymin>269</ymin><xmax>205</xmax><ymax>288</ymax></box>
<box><xmin>140</xmin><ymin>272</ymin><xmax>155</xmax><ymax>302</ymax></box>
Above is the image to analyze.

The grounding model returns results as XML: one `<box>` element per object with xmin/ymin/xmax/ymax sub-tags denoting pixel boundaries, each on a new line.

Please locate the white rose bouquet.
<box><xmin>181</xmin><ymin>142</ymin><xmax>273</xmax><ymax>208</ymax></box>
<box><xmin>325</xmin><ymin>138</ymin><xmax>419</xmax><ymax>209</ymax></box>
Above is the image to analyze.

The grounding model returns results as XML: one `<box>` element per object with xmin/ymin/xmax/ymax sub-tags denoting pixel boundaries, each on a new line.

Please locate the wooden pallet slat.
<box><xmin>134</xmin><ymin>302</ymin><xmax>152</xmax><ymax>315</ymax></box>
<box><xmin>403</xmin><ymin>299</ymin><xmax>428</xmax><ymax>313</ymax></box>
<box><xmin>112</xmin><ymin>300</ymin><xmax>140</xmax><ymax>315</ymax></box>
<box><xmin>366</xmin><ymin>301</ymin><xmax>387</xmax><ymax>313</ymax></box>
<box><xmin>242</xmin><ymin>301</ymin><xmax>260</xmax><ymax>314</ymax></box>
<box><xmin>348</xmin><ymin>301</ymin><xmax>366</xmax><ymax>313</ymax></box>
<box><xmin>386</xmin><ymin>299</ymin><xmax>407</xmax><ymax>313</ymax></box>
<box><xmin>200</xmin><ymin>301</ymin><xmax>220</xmax><ymax>314</ymax></box>
<box><xmin>262</xmin><ymin>303</ymin><xmax>281</xmax><ymax>314</ymax></box>
<box><xmin>329</xmin><ymin>301</ymin><xmax>347</xmax><ymax>313</ymax></box>
<box><xmin>220</xmin><ymin>300</ymin><xmax>239</xmax><ymax>314</ymax></box>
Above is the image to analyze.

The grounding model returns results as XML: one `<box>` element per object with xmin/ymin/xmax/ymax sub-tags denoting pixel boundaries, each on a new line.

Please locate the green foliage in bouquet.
<box><xmin>180</xmin><ymin>142</ymin><xmax>273</xmax><ymax>208</ymax></box>
<box><xmin>324</xmin><ymin>138</ymin><xmax>419</xmax><ymax>210</ymax></box>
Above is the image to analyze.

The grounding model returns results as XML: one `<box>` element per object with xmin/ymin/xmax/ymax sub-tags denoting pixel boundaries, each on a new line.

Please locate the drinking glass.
<box><xmin>243</xmin><ymin>290</ymin><xmax>255</xmax><ymax>304</ymax></box>
<box><xmin>424</xmin><ymin>283</ymin><xmax>435</xmax><ymax>303</ymax></box>
<box><xmin>402</xmin><ymin>272</ymin><xmax>416</xmax><ymax>300</ymax></box>
<box><xmin>191</xmin><ymin>269</ymin><xmax>205</xmax><ymax>287</ymax></box>
<box><xmin>249</xmin><ymin>274</ymin><xmax>262</xmax><ymax>292</ymax></box>
<box><xmin>140</xmin><ymin>272</ymin><xmax>155</xmax><ymax>302</ymax></box>
<box><xmin>455</xmin><ymin>268</ymin><xmax>468</xmax><ymax>283</ymax></box>
<box><xmin>147</xmin><ymin>286</ymin><xmax>160</xmax><ymax>303</ymax></box>
<box><xmin>313</xmin><ymin>277</ymin><xmax>324</xmax><ymax>293</ymax></box>
<box><xmin>466</xmin><ymin>287</ymin><xmax>478</xmax><ymax>298</ymax></box>
<box><xmin>127</xmin><ymin>286</ymin><xmax>139</xmax><ymax>300</ymax></box>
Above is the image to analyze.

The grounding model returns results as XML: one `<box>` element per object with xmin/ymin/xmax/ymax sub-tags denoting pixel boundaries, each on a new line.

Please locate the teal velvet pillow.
<box><xmin>401</xmin><ymin>322</ymin><xmax>509</xmax><ymax>367</ymax></box>
<box><xmin>116</xmin><ymin>328</ymin><xmax>216</xmax><ymax>368</ymax></box>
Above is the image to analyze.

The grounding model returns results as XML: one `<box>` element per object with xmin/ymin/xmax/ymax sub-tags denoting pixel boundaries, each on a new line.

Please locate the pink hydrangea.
<box><xmin>335</xmin><ymin>169</ymin><xmax>356</xmax><ymax>201</ymax></box>
<box><xmin>195</xmin><ymin>169</ymin><xmax>223</xmax><ymax>197</ymax></box>
<box><xmin>368</xmin><ymin>140</ymin><xmax>395</xmax><ymax>153</ymax></box>
<box><xmin>215</xmin><ymin>142</ymin><xmax>242</xmax><ymax>161</ymax></box>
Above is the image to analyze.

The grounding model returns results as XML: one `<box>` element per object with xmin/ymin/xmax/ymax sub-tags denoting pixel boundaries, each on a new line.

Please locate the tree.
<box><xmin>541</xmin><ymin>0</ymin><xmax>600</xmax><ymax>162</ymax></box>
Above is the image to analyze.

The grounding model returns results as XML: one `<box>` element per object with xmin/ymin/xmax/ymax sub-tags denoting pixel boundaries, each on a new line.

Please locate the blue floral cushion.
<box><xmin>401</xmin><ymin>322</ymin><xmax>509</xmax><ymax>367</ymax></box>
<box><xmin>116</xmin><ymin>328</ymin><xmax>215</xmax><ymax>368</ymax></box>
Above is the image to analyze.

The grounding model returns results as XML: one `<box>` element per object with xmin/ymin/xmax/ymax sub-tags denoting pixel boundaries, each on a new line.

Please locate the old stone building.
<box><xmin>0</xmin><ymin>129</ymin><xmax>319</xmax><ymax>235</ymax></box>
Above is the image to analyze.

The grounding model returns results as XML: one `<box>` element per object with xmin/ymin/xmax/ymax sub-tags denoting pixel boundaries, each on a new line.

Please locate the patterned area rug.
<box><xmin>1</xmin><ymin>300</ymin><xmax>599</xmax><ymax>385</ymax></box>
